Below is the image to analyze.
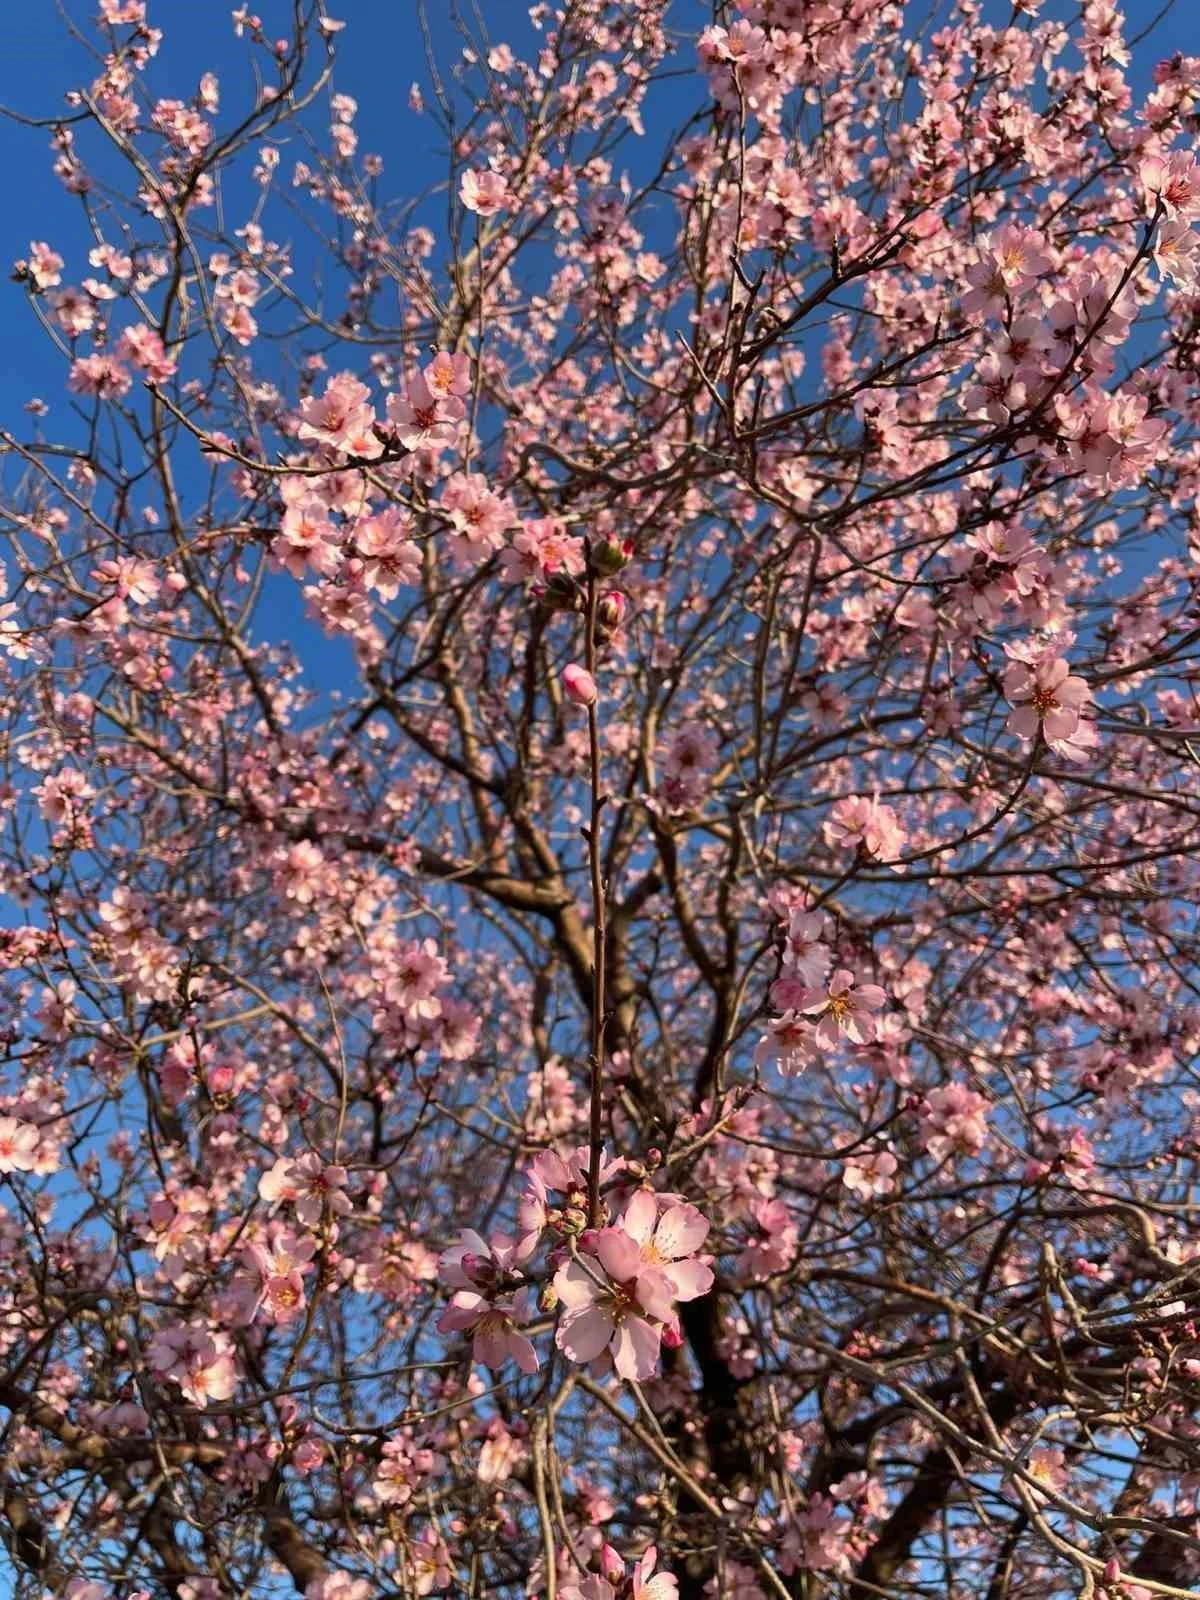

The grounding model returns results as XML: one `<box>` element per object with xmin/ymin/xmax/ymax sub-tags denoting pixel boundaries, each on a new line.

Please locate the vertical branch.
<box><xmin>584</xmin><ymin>564</ymin><xmax>608</xmax><ymax>1228</ymax></box>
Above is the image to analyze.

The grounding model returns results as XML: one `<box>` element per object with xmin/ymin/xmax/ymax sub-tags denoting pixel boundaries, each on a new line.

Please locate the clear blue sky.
<box><xmin>0</xmin><ymin>0</ymin><xmax>1192</xmax><ymax>660</ymax></box>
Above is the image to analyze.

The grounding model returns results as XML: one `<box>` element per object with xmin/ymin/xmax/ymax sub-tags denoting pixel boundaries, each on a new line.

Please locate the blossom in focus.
<box><xmin>798</xmin><ymin>969</ymin><xmax>887</xmax><ymax>1049</ymax></box>
<box><xmin>1004</xmin><ymin>655</ymin><xmax>1090</xmax><ymax>745</ymax></box>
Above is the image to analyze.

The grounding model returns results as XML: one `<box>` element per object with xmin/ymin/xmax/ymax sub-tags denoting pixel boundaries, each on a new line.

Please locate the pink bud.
<box><xmin>661</xmin><ymin>1322</ymin><xmax>684</xmax><ymax>1350</ymax></box>
<box><xmin>562</xmin><ymin>663</ymin><xmax>598</xmax><ymax>707</ymax></box>
<box><xmin>596</xmin><ymin>591</ymin><xmax>628</xmax><ymax>635</ymax></box>
<box><xmin>1102</xmin><ymin>1558</ymin><xmax>1120</xmax><ymax>1585</ymax></box>
<box><xmin>592</xmin><ymin>536</ymin><xmax>633</xmax><ymax>576</ymax></box>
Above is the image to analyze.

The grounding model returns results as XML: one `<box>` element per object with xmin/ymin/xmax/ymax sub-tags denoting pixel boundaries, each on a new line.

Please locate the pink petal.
<box><xmin>813</xmin><ymin>1014</ymin><xmax>840</xmax><ymax>1050</ymax></box>
<box><xmin>508</xmin><ymin>1332</ymin><xmax>541</xmax><ymax>1374</ymax></box>
<box><xmin>621</xmin><ymin>1188</ymin><xmax>657</xmax><ymax>1245</ymax></box>
<box><xmin>553</xmin><ymin>1259</ymin><xmax>601</xmax><ymax>1311</ymax></box>
<box><xmin>1042</xmin><ymin>707</ymin><xmax>1079</xmax><ymax>742</ymax></box>
<box><xmin>557</xmin><ymin>1304</ymin><xmax>614</xmax><ymax>1365</ymax></box>
<box><xmin>611</xmin><ymin>1315</ymin><xmax>662</xmax><ymax>1382</ymax></box>
<box><xmin>853</xmin><ymin>985</ymin><xmax>887</xmax><ymax>1011</ymax></box>
<box><xmin>1006</xmin><ymin>706</ymin><xmax>1039</xmax><ymax>739</ymax></box>
<box><xmin>653</xmin><ymin>1203</ymin><xmax>708</xmax><ymax>1259</ymax></box>
<box><xmin>594</xmin><ymin>1227</ymin><xmax>642</xmax><ymax>1283</ymax></box>
<box><xmin>662</xmin><ymin>1258</ymin><xmax>714</xmax><ymax>1302</ymax></box>
<box><xmin>633</xmin><ymin>1265</ymin><xmax>677</xmax><ymax>1322</ymax></box>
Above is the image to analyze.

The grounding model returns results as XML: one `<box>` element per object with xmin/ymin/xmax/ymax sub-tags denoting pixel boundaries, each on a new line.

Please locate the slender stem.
<box><xmin>584</xmin><ymin>567</ymin><xmax>608</xmax><ymax>1228</ymax></box>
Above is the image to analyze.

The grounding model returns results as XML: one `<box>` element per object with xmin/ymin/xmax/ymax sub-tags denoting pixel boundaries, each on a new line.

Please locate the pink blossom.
<box><xmin>782</xmin><ymin>907</ymin><xmax>831</xmax><ymax>988</ymax></box>
<box><xmin>386</xmin><ymin>373</ymin><xmax>465</xmax><ymax>451</ymax></box>
<box><xmin>26</xmin><ymin>240</ymin><xmax>64</xmax><ymax>290</ymax></box>
<box><xmin>0</xmin><ymin>1117</ymin><xmax>40</xmax><ymax>1173</ymax></box>
<box><xmin>424</xmin><ymin>350</ymin><xmax>472</xmax><ymax>399</ymax></box>
<box><xmin>754</xmin><ymin>1010</ymin><xmax>816</xmax><ymax>1077</ymax></box>
<box><xmin>919</xmin><ymin>1084</ymin><xmax>990</xmax><ymax>1161</ymax></box>
<box><xmin>737</xmin><ymin>1198</ymin><xmax>797</xmax><ymax>1280</ymax></box>
<box><xmin>147</xmin><ymin>1326</ymin><xmax>238</xmax><ymax>1407</ymax></box>
<box><xmin>823</xmin><ymin>795</ymin><xmax>905</xmax><ymax>862</ymax></box>
<box><xmin>460</xmin><ymin>167</ymin><xmax>513</xmax><ymax>215</ymax></box>
<box><xmin>1003</xmin><ymin>655</ymin><xmax>1090</xmax><ymax>744</ymax></box>
<box><xmin>659</xmin><ymin>720</ymin><xmax>718</xmax><ymax>810</ymax></box>
<box><xmin>68</xmin><ymin>354</ymin><xmax>132</xmax><ymax>400</ymax></box>
<box><xmin>438</xmin><ymin>1284</ymin><xmax>540</xmax><ymax>1374</ymax></box>
<box><xmin>118</xmin><ymin>322</ymin><xmax>178</xmax><ymax>384</ymax></box>
<box><xmin>296</xmin><ymin>373</ymin><xmax>383</xmax><ymax>458</ymax></box>
<box><xmin>553</xmin><ymin>1192</ymin><xmax>711</xmax><ymax>1382</ymax></box>
<box><xmin>842</xmin><ymin>1148</ymin><xmax>899</xmax><ymax>1200</ymax></box>
<box><xmin>1140</xmin><ymin>150</ymin><xmax>1200</xmax><ymax>220</ymax></box>
<box><xmin>798</xmin><ymin>969</ymin><xmax>887</xmax><ymax>1050</ymax></box>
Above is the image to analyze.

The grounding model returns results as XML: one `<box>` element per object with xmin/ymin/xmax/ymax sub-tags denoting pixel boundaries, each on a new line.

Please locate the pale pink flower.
<box><xmin>386</xmin><ymin>374</ymin><xmax>465</xmax><ymax>451</ymax></box>
<box><xmin>296</xmin><ymin>373</ymin><xmax>383</xmax><ymax>458</ymax></box>
<box><xmin>352</xmin><ymin>508</ymin><xmax>421</xmax><ymax>599</ymax></box>
<box><xmin>633</xmin><ymin>1547</ymin><xmax>679</xmax><ymax>1600</ymax></box>
<box><xmin>386</xmin><ymin>937</ymin><xmax>447</xmax><ymax>1021</ymax></box>
<box><xmin>737</xmin><ymin>1197</ymin><xmax>797</xmax><ymax>1280</ymax></box>
<box><xmin>259</xmin><ymin>1153</ymin><xmax>351</xmax><ymax>1226</ymax></box>
<box><xmin>754</xmin><ymin>1011</ymin><xmax>816</xmax><ymax>1077</ymax></box>
<box><xmin>842</xmin><ymin>1148</ymin><xmax>899</xmax><ymax>1200</ymax></box>
<box><xmin>823</xmin><ymin>795</ymin><xmax>904</xmax><ymax>862</ymax></box>
<box><xmin>499</xmin><ymin>517</ymin><xmax>585</xmax><ymax>583</ymax></box>
<box><xmin>442</xmin><ymin>471</ymin><xmax>513</xmax><ymax>561</ymax></box>
<box><xmin>118</xmin><ymin>322</ymin><xmax>178</xmax><ymax>383</ymax></box>
<box><xmin>26</xmin><ymin>241</ymin><xmax>64</xmax><ymax>290</ymax></box>
<box><xmin>424</xmin><ymin>351</ymin><xmax>472</xmax><ymax>398</ymax></box>
<box><xmin>461</xmin><ymin>167</ymin><xmax>513</xmax><ymax>215</ymax></box>
<box><xmin>1152</xmin><ymin>218</ymin><xmax>1200</xmax><ymax>290</ymax></box>
<box><xmin>1004</xmin><ymin>655</ymin><xmax>1090</xmax><ymax>744</ymax></box>
<box><xmin>962</xmin><ymin>224</ymin><xmax>1053</xmax><ymax>316</ymax></box>
<box><xmin>147</xmin><ymin>1326</ymin><xmax>238</xmax><ymax>1407</ymax></box>
<box><xmin>659</xmin><ymin>720</ymin><xmax>718</xmax><ymax>810</ymax></box>
<box><xmin>553</xmin><ymin>1194</ymin><xmax>711</xmax><ymax>1382</ymax></box>
<box><xmin>782</xmin><ymin>907</ymin><xmax>831</xmax><ymax>987</ymax></box>
<box><xmin>438</xmin><ymin>1284</ymin><xmax>539</xmax><ymax>1374</ymax></box>
<box><xmin>798</xmin><ymin>970</ymin><xmax>887</xmax><ymax>1050</ymax></box>
<box><xmin>1140</xmin><ymin>149</ymin><xmax>1200</xmax><ymax>220</ymax></box>
<box><xmin>0</xmin><ymin>1117</ymin><xmax>40</xmax><ymax>1173</ymax></box>
<box><xmin>598</xmin><ymin>1189</ymin><xmax>713</xmax><ymax>1316</ymax></box>
<box><xmin>920</xmin><ymin>1083</ymin><xmax>989</xmax><ymax>1161</ymax></box>
<box><xmin>554</xmin><ymin>1253</ymin><xmax>664</xmax><ymax>1380</ymax></box>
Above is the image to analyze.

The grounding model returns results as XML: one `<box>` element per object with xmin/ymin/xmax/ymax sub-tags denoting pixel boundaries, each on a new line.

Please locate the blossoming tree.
<box><xmin>2</xmin><ymin>1</ymin><xmax>1200</xmax><ymax>1597</ymax></box>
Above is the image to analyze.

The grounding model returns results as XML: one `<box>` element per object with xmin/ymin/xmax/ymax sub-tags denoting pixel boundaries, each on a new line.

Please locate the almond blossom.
<box><xmin>0</xmin><ymin>1117</ymin><xmax>41</xmax><ymax>1174</ymax></box>
<box><xmin>796</xmin><ymin>969</ymin><xmax>887</xmax><ymax>1050</ymax></box>
<box><xmin>553</xmin><ymin>1192</ymin><xmax>712</xmax><ymax>1382</ymax></box>
<box><xmin>1004</xmin><ymin>653</ymin><xmax>1091</xmax><ymax>746</ymax></box>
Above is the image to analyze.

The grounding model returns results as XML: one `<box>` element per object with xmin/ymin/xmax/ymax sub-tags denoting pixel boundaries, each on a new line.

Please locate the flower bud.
<box><xmin>596</xmin><ymin>590</ymin><xmax>628</xmax><ymax>636</ymax></box>
<box><xmin>1102</xmin><ymin>1558</ymin><xmax>1120</xmax><ymax>1585</ymax></box>
<box><xmin>562</xmin><ymin>663</ymin><xmax>598</xmax><ymax>707</ymax></box>
<box><xmin>661</xmin><ymin>1322</ymin><xmax>684</xmax><ymax>1350</ymax></box>
<box><xmin>646</xmin><ymin>1147</ymin><xmax>663</xmax><ymax>1170</ymax></box>
<box><xmin>592</xmin><ymin>537</ymin><xmax>634</xmax><ymax>576</ymax></box>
